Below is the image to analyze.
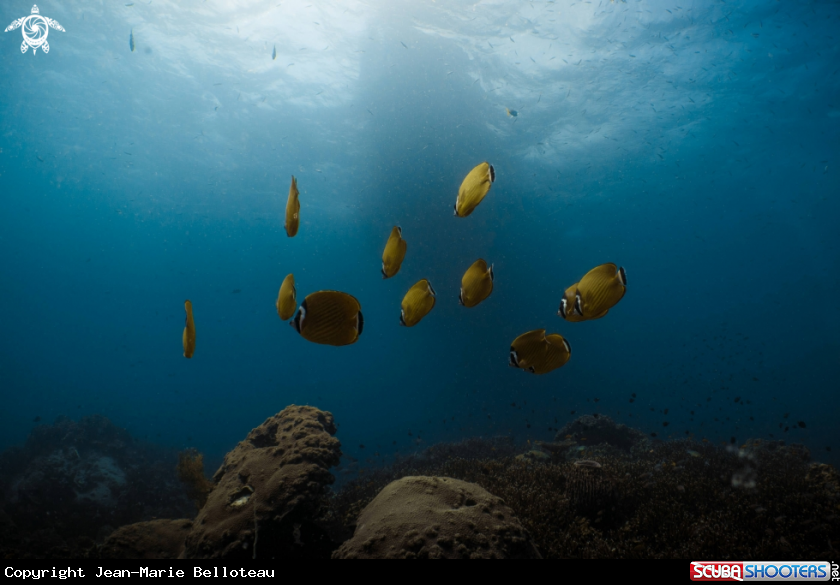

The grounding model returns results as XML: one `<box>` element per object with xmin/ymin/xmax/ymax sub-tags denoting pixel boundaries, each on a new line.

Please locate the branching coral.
<box><xmin>176</xmin><ymin>449</ymin><xmax>213</xmax><ymax>511</ymax></box>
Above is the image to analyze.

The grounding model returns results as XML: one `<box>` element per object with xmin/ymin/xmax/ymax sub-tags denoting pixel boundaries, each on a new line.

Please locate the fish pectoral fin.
<box><xmin>618</xmin><ymin>266</ymin><xmax>627</xmax><ymax>286</ymax></box>
<box><xmin>574</xmin><ymin>290</ymin><xmax>583</xmax><ymax>316</ymax></box>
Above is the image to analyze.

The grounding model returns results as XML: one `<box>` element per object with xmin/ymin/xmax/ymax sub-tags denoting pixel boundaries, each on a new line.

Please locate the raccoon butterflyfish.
<box><xmin>400</xmin><ymin>279</ymin><xmax>436</xmax><ymax>327</ymax></box>
<box><xmin>454</xmin><ymin>162</ymin><xmax>495</xmax><ymax>218</ymax></box>
<box><xmin>574</xmin><ymin>263</ymin><xmax>626</xmax><ymax>319</ymax></box>
<box><xmin>381</xmin><ymin>226</ymin><xmax>407</xmax><ymax>279</ymax></box>
<box><xmin>276</xmin><ymin>274</ymin><xmax>296</xmax><ymax>320</ymax></box>
<box><xmin>285</xmin><ymin>175</ymin><xmax>300</xmax><ymax>237</ymax></box>
<box><xmin>459</xmin><ymin>259</ymin><xmax>494</xmax><ymax>308</ymax></box>
<box><xmin>182</xmin><ymin>300</ymin><xmax>195</xmax><ymax>358</ymax></box>
<box><xmin>290</xmin><ymin>290</ymin><xmax>363</xmax><ymax>346</ymax></box>
<box><xmin>129</xmin><ymin>29</ymin><xmax>135</xmax><ymax>52</ymax></box>
<box><xmin>506</xmin><ymin>107</ymin><xmax>518</xmax><ymax>117</ymax></box>
<box><xmin>509</xmin><ymin>329</ymin><xmax>571</xmax><ymax>375</ymax></box>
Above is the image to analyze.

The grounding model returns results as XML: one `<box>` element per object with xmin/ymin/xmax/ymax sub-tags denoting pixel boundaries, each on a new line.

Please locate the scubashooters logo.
<box><xmin>5</xmin><ymin>5</ymin><xmax>65</xmax><ymax>54</ymax></box>
<box><xmin>691</xmin><ymin>561</ymin><xmax>832</xmax><ymax>581</ymax></box>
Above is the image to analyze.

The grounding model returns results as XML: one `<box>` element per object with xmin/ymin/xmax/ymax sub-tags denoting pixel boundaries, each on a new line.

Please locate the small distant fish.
<box><xmin>231</xmin><ymin>289</ymin><xmax>241</xmax><ymax>294</ymax></box>
<box><xmin>400</xmin><ymin>279</ymin><xmax>436</xmax><ymax>327</ymax></box>
<box><xmin>290</xmin><ymin>291</ymin><xmax>363</xmax><ymax>346</ymax></box>
<box><xmin>459</xmin><ymin>259</ymin><xmax>494</xmax><ymax>308</ymax></box>
<box><xmin>183</xmin><ymin>300</ymin><xmax>196</xmax><ymax>358</ymax></box>
<box><xmin>381</xmin><ymin>226</ymin><xmax>407</xmax><ymax>279</ymax></box>
<box><xmin>129</xmin><ymin>29</ymin><xmax>135</xmax><ymax>52</ymax></box>
<box><xmin>272</xmin><ymin>45</ymin><xmax>277</xmax><ymax>60</ymax></box>
<box><xmin>285</xmin><ymin>176</ymin><xmax>300</xmax><ymax>237</ymax></box>
<box><xmin>125</xmin><ymin>2</ymin><xmax>134</xmax><ymax>6</ymax></box>
<box><xmin>454</xmin><ymin>162</ymin><xmax>495</xmax><ymax>217</ymax></box>
<box><xmin>32</xmin><ymin>416</ymin><xmax>41</xmax><ymax>423</ymax></box>
<box><xmin>506</xmin><ymin>107</ymin><xmax>518</xmax><ymax>117</ymax></box>
<box><xmin>400</xmin><ymin>41</ymin><xmax>407</xmax><ymax>49</ymax></box>
<box><xmin>686</xmin><ymin>450</ymin><xmax>701</xmax><ymax>457</ymax></box>
<box><xmin>276</xmin><ymin>274</ymin><xmax>297</xmax><ymax>320</ymax></box>
<box><xmin>574</xmin><ymin>460</ymin><xmax>602</xmax><ymax>468</ymax></box>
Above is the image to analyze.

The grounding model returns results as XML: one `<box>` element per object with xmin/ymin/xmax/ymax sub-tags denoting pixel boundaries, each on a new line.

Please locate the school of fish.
<box><xmin>181</xmin><ymin>162</ymin><xmax>626</xmax><ymax>371</ymax></box>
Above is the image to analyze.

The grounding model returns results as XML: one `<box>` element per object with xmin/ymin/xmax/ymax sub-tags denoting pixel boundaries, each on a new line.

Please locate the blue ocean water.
<box><xmin>0</xmin><ymin>0</ymin><xmax>837</xmax><ymax>476</ymax></box>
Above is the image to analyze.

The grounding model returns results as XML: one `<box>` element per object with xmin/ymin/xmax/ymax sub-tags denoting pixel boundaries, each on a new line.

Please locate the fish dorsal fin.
<box><xmin>582</xmin><ymin>263</ymin><xmax>618</xmax><ymax>283</ymax></box>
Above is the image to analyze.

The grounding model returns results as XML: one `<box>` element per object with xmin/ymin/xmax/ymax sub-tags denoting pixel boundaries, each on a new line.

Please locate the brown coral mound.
<box><xmin>99</xmin><ymin>519</ymin><xmax>192</xmax><ymax>559</ymax></box>
<box><xmin>182</xmin><ymin>405</ymin><xmax>341</xmax><ymax>559</ymax></box>
<box><xmin>333</xmin><ymin>476</ymin><xmax>541</xmax><ymax>559</ymax></box>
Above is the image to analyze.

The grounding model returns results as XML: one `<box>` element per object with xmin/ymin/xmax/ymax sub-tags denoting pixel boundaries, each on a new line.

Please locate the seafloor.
<box><xmin>0</xmin><ymin>407</ymin><xmax>837</xmax><ymax>559</ymax></box>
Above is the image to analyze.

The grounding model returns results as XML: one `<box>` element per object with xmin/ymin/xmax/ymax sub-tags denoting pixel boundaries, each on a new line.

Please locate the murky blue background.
<box><xmin>1</xmin><ymin>0</ymin><xmax>837</xmax><ymax>471</ymax></box>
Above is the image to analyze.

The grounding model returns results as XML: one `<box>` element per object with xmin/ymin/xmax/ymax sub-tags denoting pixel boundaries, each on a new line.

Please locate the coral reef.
<box><xmin>176</xmin><ymin>449</ymin><xmax>213</xmax><ymax>510</ymax></box>
<box><xmin>3</xmin><ymin>410</ymin><xmax>838</xmax><ymax>560</ymax></box>
<box><xmin>333</xmin><ymin>476</ymin><xmax>540</xmax><ymax>559</ymax></box>
<box><xmin>97</xmin><ymin>519</ymin><xmax>192</xmax><ymax>559</ymax></box>
<box><xmin>0</xmin><ymin>415</ymin><xmax>193</xmax><ymax>558</ymax></box>
<box><xmin>181</xmin><ymin>405</ymin><xmax>342</xmax><ymax>559</ymax></box>
<box><xmin>329</xmin><ymin>437</ymin><xmax>840</xmax><ymax>558</ymax></box>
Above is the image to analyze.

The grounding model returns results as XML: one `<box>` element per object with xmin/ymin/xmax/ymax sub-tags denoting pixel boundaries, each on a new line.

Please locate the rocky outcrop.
<box><xmin>0</xmin><ymin>414</ymin><xmax>192</xmax><ymax>553</ymax></box>
<box><xmin>333</xmin><ymin>476</ymin><xmax>541</xmax><ymax>559</ymax></box>
<box><xmin>182</xmin><ymin>405</ymin><xmax>341</xmax><ymax>559</ymax></box>
<box><xmin>555</xmin><ymin>414</ymin><xmax>648</xmax><ymax>453</ymax></box>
